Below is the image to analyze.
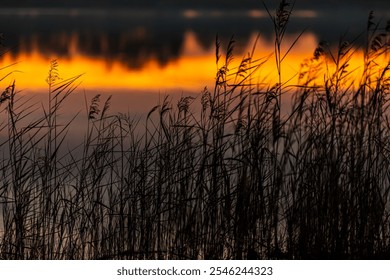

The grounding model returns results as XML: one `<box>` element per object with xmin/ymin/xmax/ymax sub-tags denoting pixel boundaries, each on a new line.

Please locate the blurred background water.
<box><xmin>0</xmin><ymin>0</ymin><xmax>389</xmax><ymax>115</ymax></box>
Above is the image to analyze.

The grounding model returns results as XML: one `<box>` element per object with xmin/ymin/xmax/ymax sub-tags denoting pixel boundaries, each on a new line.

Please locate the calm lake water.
<box><xmin>0</xmin><ymin>5</ymin><xmax>389</xmax><ymax>116</ymax></box>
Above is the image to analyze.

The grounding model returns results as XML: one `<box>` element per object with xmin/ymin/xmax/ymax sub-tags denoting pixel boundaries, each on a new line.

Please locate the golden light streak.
<box><xmin>0</xmin><ymin>31</ymin><xmax>387</xmax><ymax>95</ymax></box>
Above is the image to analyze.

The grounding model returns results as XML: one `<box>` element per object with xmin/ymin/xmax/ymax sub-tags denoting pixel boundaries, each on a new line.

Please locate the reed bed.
<box><xmin>0</xmin><ymin>2</ymin><xmax>390</xmax><ymax>259</ymax></box>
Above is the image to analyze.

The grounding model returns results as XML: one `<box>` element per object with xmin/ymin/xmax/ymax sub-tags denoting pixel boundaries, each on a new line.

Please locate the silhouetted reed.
<box><xmin>0</xmin><ymin>2</ymin><xmax>389</xmax><ymax>259</ymax></box>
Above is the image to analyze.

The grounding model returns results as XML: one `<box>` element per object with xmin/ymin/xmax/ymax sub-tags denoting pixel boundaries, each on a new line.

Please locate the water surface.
<box><xmin>0</xmin><ymin>5</ymin><xmax>389</xmax><ymax>115</ymax></box>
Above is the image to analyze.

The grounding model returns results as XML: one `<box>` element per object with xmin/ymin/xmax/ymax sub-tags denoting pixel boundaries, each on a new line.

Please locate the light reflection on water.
<box><xmin>0</xmin><ymin>6</ymin><xmax>388</xmax><ymax>113</ymax></box>
<box><xmin>1</xmin><ymin>31</ymin><xmax>321</xmax><ymax>93</ymax></box>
